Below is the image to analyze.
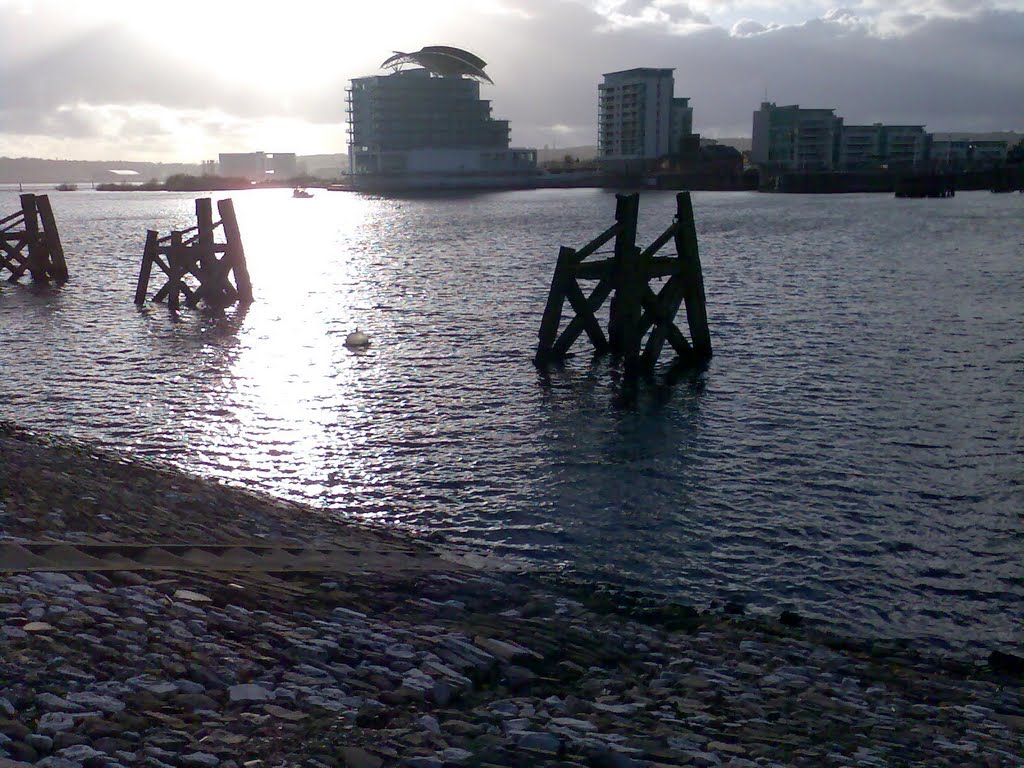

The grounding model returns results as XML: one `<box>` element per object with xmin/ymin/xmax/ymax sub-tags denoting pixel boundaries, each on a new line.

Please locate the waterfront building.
<box><xmin>346</xmin><ymin>46</ymin><xmax>536</xmax><ymax>186</ymax></box>
<box><xmin>882</xmin><ymin>126</ymin><xmax>927</xmax><ymax>169</ymax></box>
<box><xmin>927</xmin><ymin>135</ymin><xmax>970</xmax><ymax>170</ymax></box>
<box><xmin>598</xmin><ymin>68</ymin><xmax>694</xmax><ymax>172</ymax></box>
<box><xmin>755</xmin><ymin>103</ymin><xmax>933</xmax><ymax>172</ymax></box>
<box><xmin>218</xmin><ymin>152</ymin><xmax>297</xmax><ymax>181</ymax></box>
<box><xmin>839</xmin><ymin>124</ymin><xmax>883</xmax><ymax>170</ymax></box>
<box><xmin>967</xmin><ymin>140</ymin><xmax>1009</xmax><ymax>168</ymax></box>
<box><xmin>751</xmin><ymin>102</ymin><xmax>842</xmax><ymax>171</ymax></box>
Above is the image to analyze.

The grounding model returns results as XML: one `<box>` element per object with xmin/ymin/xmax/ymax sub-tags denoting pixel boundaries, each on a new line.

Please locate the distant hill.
<box><xmin>0</xmin><ymin>158</ymin><xmax>203</xmax><ymax>185</ymax></box>
<box><xmin>0</xmin><ymin>154</ymin><xmax>350</xmax><ymax>184</ymax></box>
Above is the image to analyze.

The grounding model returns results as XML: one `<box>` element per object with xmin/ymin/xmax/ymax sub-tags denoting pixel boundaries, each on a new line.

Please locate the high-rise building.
<box><xmin>598</xmin><ymin>68</ymin><xmax>692</xmax><ymax>169</ymax></box>
<box><xmin>346</xmin><ymin>46</ymin><xmax>536</xmax><ymax>185</ymax></box>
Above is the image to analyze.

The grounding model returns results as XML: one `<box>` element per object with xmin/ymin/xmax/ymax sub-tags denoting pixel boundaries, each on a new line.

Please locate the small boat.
<box><xmin>292</xmin><ymin>187</ymin><xmax>313</xmax><ymax>198</ymax></box>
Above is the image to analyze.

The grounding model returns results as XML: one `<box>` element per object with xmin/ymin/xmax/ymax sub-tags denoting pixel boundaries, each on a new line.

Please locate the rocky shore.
<box><xmin>1</xmin><ymin>421</ymin><xmax>1021</xmax><ymax>768</ymax></box>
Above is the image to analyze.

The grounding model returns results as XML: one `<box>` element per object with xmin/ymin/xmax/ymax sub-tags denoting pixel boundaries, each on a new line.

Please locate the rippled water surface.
<box><xmin>1</xmin><ymin>186</ymin><xmax>1021</xmax><ymax>656</ymax></box>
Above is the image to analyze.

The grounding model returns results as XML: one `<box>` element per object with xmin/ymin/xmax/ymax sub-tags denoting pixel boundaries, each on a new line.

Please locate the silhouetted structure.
<box><xmin>347</xmin><ymin>46</ymin><xmax>536</xmax><ymax>189</ymax></box>
<box><xmin>535</xmin><ymin>192</ymin><xmax>711</xmax><ymax>375</ymax></box>
<box><xmin>134</xmin><ymin>198</ymin><xmax>252</xmax><ymax>310</ymax></box>
<box><xmin>0</xmin><ymin>194</ymin><xmax>68</xmax><ymax>283</ymax></box>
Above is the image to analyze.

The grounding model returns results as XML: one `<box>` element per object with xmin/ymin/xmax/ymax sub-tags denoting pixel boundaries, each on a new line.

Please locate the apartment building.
<box><xmin>838</xmin><ymin>124</ymin><xmax>883</xmax><ymax>169</ymax></box>
<box><xmin>598</xmin><ymin>68</ymin><xmax>693</xmax><ymax>169</ymax></box>
<box><xmin>883</xmin><ymin>126</ymin><xmax>927</xmax><ymax>168</ymax></box>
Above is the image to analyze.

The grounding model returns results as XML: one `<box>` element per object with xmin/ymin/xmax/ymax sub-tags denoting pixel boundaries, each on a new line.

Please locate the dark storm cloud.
<box><xmin>472</xmin><ymin>1</ymin><xmax>1024</xmax><ymax>140</ymax></box>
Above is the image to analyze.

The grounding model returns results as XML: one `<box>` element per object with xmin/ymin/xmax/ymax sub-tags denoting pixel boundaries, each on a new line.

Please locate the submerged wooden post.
<box><xmin>607</xmin><ymin>194</ymin><xmax>640</xmax><ymax>358</ymax></box>
<box><xmin>217</xmin><ymin>198</ymin><xmax>253</xmax><ymax>304</ymax></box>
<box><xmin>166</xmin><ymin>231</ymin><xmax>184</xmax><ymax>311</ymax></box>
<box><xmin>535</xmin><ymin>191</ymin><xmax>712</xmax><ymax>377</ymax></box>
<box><xmin>674</xmin><ymin>192</ymin><xmax>712</xmax><ymax>359</ymax></box>
<box><xmin>536</xmin><ymin>246</ymin><xmax>574</xmax><ymax>357</ymax></box>
<box><xmin>35</xmin><ymin>195</ymin><xmax>68</xmax><ymax>281</ymax></box>
<box><xmin>134</xmin><ymin>230</ymin><xmax>159</xmax><ymax>305</ymax></box>
<box><xmin>189</xmin><ymin>198</ymin><xmax>217</xmax><ymax>307</ymax></box>
<box><xmin>20</xmin><ymin>194</ymin><xmax>46</xmax><ymax>282</ymax></box>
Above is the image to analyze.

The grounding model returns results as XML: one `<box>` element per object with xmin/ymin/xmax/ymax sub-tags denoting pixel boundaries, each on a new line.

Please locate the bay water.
<box><xmin>1</xmin><ymin>185</ymin><xmax>1020</xmax><ymax>657</ymax></box>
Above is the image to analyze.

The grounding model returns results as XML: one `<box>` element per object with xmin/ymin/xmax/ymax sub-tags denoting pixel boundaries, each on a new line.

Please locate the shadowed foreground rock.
<box><xmin>0</xmin><ymin>422</ymin><xmax>1021</xmax><ymax>767</ymax></box>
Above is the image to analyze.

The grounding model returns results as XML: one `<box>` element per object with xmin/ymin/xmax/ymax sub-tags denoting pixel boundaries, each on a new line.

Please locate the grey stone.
<box><xmin>34</xmin><ymin>758</ymin><xmax>79</xmax><ymax>768</ymax></box>
<box><xmin>228</xmin><ymin>684</ymin><xmax>274</xmax><ymax>703</ymax></box>
<box><xmin>56</xmin><ymin>744</ymin><xmax>105</xmax><ymax>762</ymax></box>
<box><xmin>514</xmin><ymin>731</ymin><xmax>560</xmax><ymax>752</ymax></box>
<box><xmin>25</xmin><ymin>734</ymin><xmax>53</xmax><ymax>754</ymax></box>
<box><xmin>35</xmin><ymin>694</ymin><xmax>83</xmax><ymax>713</ymax></box>
<box><xmin>179</xmin><ymin>753</ymin><xmax>220</xmax><ymax>768</ymax></box>
<box><xmin>65</xmin><ymin>693</ymin><xmax>125</xmax><ymax>713</ymax></box>
<box><xmin>36</xmin><ymin>712</ymin><xmax>75</xmax><ymax>735</ymax></box>
<box><xmin>417</xmin><ymin>715</ymin><xmax>440</xmax><ymax>734</ymax></box>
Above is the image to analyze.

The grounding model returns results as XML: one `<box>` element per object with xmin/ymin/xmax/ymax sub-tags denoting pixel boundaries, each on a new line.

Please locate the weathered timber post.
<box><xmin>536</xmin><ymin>246</ymin><xmax>575</xmax><ymax>356</ymax></box>
<box><xmin>134</xmin><ymin>231</ymin><xmax>159</xmax><ymax>305</ymax></box>
<box><xmin>674</xmin><ymin>192</ymin><xmax>712</xmax><ymax>359</ymax></box>
<box><xmin>20</xmin><ymin>194</ymin><xmax>46</xmax><ymax>282</ymax></box>
<box><xmin>607</xmin><ymin>194</ymin><xmax>641</xmax><ymax>364</ymax></box>
<box><xmin>35</xmin><ymin>195</ymin><xmax>68</xmax><ymax>281</ymax></box>
<box><xmin>217</xmin><ymin>198</ymin><xmax>253</xmax><ymax>304</ymax></box>
<box><xmin>535</xmin><ymin>191</ymin><xmax>712</xmax><ymax>376</ymax></box>
<box><xmin>166</xmin><ymin>231</ymin><xmax>184</xmax><ymax>311</ymax></box>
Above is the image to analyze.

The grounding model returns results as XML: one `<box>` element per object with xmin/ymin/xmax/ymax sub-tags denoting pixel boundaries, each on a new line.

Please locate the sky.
<box><xmin>1</xmin><ymin>0</ymin><xmax>1022</xmax><ymax>161</ymax></box>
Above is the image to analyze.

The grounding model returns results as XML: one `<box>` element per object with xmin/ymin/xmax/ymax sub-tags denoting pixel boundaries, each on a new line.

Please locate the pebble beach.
<box><xmin>0</xmin><ymin>421</ymin><xmax>1021</xmax><ymax>768</ymax></box>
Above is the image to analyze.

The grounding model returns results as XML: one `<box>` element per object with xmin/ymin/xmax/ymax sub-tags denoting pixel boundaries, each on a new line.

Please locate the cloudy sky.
<box><xmin>1</xmin><ymin>0</ymin><xmax>1021</xmax><ymax>161</ymax></box>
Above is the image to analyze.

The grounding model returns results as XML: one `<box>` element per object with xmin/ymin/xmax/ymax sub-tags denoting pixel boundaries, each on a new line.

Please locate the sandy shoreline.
<box><xmin>1</xmin><ymin>421</ymin><xmax>1021</xmax><ymax>767</ymax></box>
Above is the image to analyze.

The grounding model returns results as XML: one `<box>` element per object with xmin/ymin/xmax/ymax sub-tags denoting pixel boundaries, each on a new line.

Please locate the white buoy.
<box><xmin>344</xmin><ymin>328</ymin><xmax>370</xmax><ymax>348</ymax></box>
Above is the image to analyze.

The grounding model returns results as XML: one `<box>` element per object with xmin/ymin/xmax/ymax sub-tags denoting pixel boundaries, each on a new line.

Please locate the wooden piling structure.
<box><xmin>0</xmin><ymin>194</ymin><xmax>69</xmax><ymax>283</ymax></box>
<box><xmin>134</xmin><ymin>197</ymin><xmax>253</xmax><ymax>309</ymax></box>
<box><xmin>535</xmin><ymin>192</ymin><xmax>711</xmax><ymax>375</ymax></box>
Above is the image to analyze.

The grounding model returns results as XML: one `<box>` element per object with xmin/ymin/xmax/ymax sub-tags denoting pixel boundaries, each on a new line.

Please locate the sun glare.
<box><xmin>111</xmin><ymin>1</ymin><xmax>479</xmax><ymax>91</ymax></box>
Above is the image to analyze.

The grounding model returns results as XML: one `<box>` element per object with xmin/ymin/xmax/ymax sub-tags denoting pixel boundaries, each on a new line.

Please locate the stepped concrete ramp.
<box><xmin>0</xmin><ymin>541</ymin><xmax>521</xmax><ymax>576</ymax></box>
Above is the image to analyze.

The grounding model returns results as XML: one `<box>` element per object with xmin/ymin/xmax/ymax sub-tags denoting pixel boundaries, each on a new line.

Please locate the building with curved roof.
<box><xmin>380</xmin><ymin>46</ymin><xmax>493</xmax><ymax>84</ymax></box>
<box><xmin>346</xmin><ymin>46</ymin><xmax>536</xmax><ymax>189</ymax></box>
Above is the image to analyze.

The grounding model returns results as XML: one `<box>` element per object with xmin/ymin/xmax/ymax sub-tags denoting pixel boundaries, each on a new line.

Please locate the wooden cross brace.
<box><xmin>535</xmin><ymin>192</ymin><xmax>711</xmax><ymax>374</ymax></box>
